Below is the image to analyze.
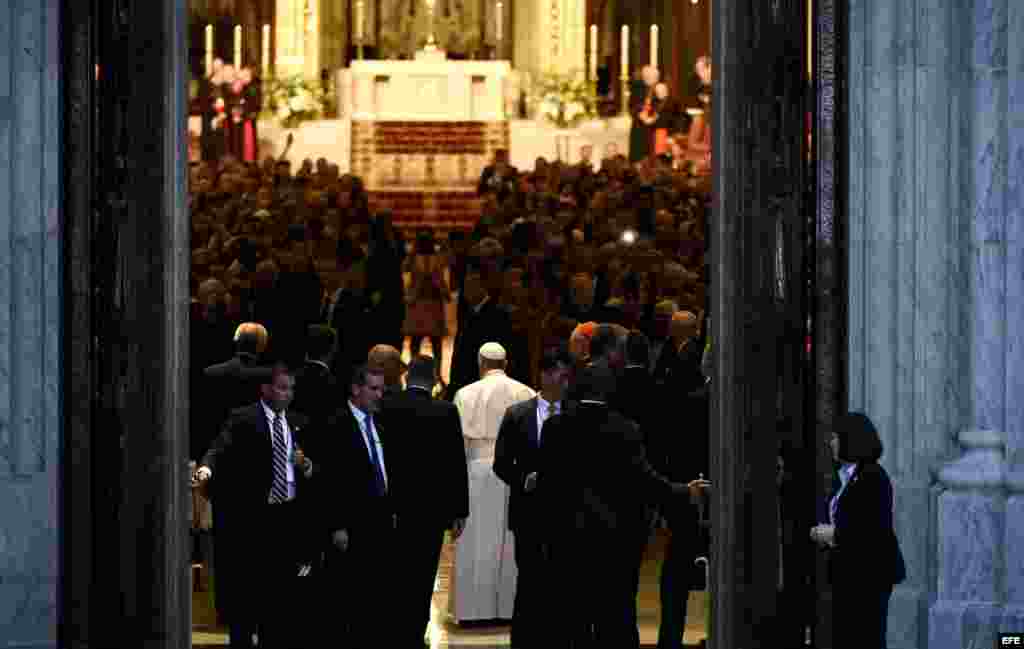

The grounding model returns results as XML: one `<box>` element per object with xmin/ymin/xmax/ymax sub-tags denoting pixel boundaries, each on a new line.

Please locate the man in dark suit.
<box><xmin>378</xmin><ymin>355</ymin><xmax>469</xmax><ymax>648</ymax></box>
<box><xmin>311</xmin><ymin>364</ymin><xmax>396</xmax><ymax>649</ymax></box>
<box><xmin>494</xmin><ymin>346</ymin><xmax>572</xmax><ymax>649</ymax></box>
<box><xmin>477</xmin><ymin>148</ymin><xmax>517</xmax><ymax>197</ymax></box>
<box><xmin>538</xmin><ymin>365</ymin><xmax>691</xmax><ymax>648</ymax></box>
<box><xmin>195</xmin><ymin>363</ymin><xmax>315</xmax><ymax>649</ymax></box>
<box><xmin>201</xmin><ymin>322</ymin><xmax>273</xmax><ymax>463</ymax></box>
<box><xmin>651</xmin><ymin>311</ymin><xmax>710</xmax><ymax>649</ymax></box>
<box><xmin>291</xmin><ymin>324</ymin><xmax>338</xmax><ymax>428</ymax></box>
<box><xmin>448</xmin><ymin>263</ymin><xmax>514</xmax><ymax>396</ymax></box>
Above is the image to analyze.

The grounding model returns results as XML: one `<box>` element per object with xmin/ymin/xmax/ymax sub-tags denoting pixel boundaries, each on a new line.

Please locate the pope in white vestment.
<box><xmin>451</xmin><ymin>342</ymin><xmax>536</xmax><ymax>622</ymax></box>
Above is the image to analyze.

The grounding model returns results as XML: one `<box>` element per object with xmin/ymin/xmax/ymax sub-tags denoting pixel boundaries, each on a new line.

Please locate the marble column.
<box><xmin>0</xmin><ymin>0</ymin><xmax>62</xmax><ymax>645</ymax></box>
<box><xmin>850</xmin><ymin>1</ymin><xmax>1023</xmax><ymax>649</ymax></box>
<box><xmin>847</xmin><ymin>0</ymin><xmax>962</xmax><ymax>646</ymax></box>
<box><xmin>929</xmin><ymin>431</ymin><xmax>1007</xmax><ymax>649</ymax></box>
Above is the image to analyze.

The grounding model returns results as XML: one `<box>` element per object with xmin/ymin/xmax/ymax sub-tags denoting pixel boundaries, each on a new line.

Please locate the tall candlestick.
<box><xmin>620</xmin><ymin>25</ymin><xmax>629</xmax><ymax>115</ymax></box>
<box><xmin>355</xmin><ymin>0</ymin><xmax>364</xmax><ymax>41</ymax></box>
<box><xmin>262</xmin><ymin>24</ymin><xmax>270</xmax><ymax>77</ymax></box>
<box><xmin>234</xmin><ymin>25</ymin><xmax>242</xmax><ymax>68</ymax></box>
<box><xmin>650</xmin><ymin>25</ymin><xmax>658</xmax><ymax>70</ymax></box>
<box><xmin>496</xmin><ymin>2</ymin><xmax>503</xmax><ymax>44</ymax></box>
<box><xmin>621</xmin><ymin>25</ymin><xmax>629</xmax><ymax>72</ymax></box>
<box><xmin>205</xmin><ymin>25</ymin><xmax>213</xmax><ymax>77</ymax></box>
<box><xmin>589</xmin><ymin>24</ymin><xmax>598</xmax><ymax>80</ymax></box>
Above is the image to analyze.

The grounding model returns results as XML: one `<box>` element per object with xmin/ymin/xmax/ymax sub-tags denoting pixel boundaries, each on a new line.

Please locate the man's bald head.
<box><xmin>641</xmin><ymin>65</ymin><xmax>660</xmax><ymax>86</ymax></box>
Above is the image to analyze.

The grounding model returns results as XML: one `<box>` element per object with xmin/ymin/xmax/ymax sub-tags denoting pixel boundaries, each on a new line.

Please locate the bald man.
<box><xmin>630</xmin><ymin>66</ymin><xmax>661</xmax><ymax>162</ymax></box>
<box><xmin>651</xmin><ymin>310</ymin><xmax>709</xmax><ymax>649</ymax></box>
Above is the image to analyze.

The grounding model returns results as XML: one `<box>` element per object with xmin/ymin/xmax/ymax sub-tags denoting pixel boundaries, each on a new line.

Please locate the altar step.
<box><xmin>369</xmin><ymin>190</ymin><xmax>481</xmax><ymax>233</ymax></box>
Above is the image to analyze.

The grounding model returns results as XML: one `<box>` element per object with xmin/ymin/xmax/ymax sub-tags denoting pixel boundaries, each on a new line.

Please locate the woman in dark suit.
<box><xmin>810</xmin><ymin>412</ymin><xmax>906</xmax><ymax>649</ymax></box>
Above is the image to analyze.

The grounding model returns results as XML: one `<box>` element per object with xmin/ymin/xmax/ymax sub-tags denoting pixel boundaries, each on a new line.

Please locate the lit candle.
<box><xmin>262</xmin><ymin>24</ymin><xmax>270</xmax><ymax>77</ymax></box>
<box><xmin>496</xmin><ymin>2</ymin><xmax>503</xmax><ymax>43</ymax></box>
<box><xmin>589</xmin><ymin>24</ymin><xmax>598</xmax><ymax>80</ymax></box>
<box><xmin>234</xmin><ymin>25</ymin><xmax>242</xmax><ymax>68</ymax></box>
<box><xmin>205</xmin><ymin>25</ymin><xmax>213</xmax><ymax>77</ymax></box>
<box><xmin>355</xmin><ymin>0</ymin><xmax>364</xmax><ymax>41</ymax></box>
<box><xmin>621</xmin><ymin>25</ymin><xmax>629</xmax><ymax>73</ymax></box>
<box><xmin>650</xmin><ymin>25</ymin><xmax>658</xmax><ymax>70</ymax></box>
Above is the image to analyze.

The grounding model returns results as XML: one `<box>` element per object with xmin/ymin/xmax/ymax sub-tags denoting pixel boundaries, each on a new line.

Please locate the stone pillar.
<box><xmin>928</xmin><ymin>430</ymin><xmax>1007</xmax><ymax>649</ymax></box>
<box><xmin>1005</xmin><ymin>467</ymin><xmax>1024</xmax><ymax>632</ymax></box>
<box><xmin>0</xmin><ymin>0</ymin><xmax>61</xmax><ymax>645</ymax></box>
<box><xmin>847</xmin><ymin>0</ymin><xmax>963</xmax><ymax>646</ymax></box>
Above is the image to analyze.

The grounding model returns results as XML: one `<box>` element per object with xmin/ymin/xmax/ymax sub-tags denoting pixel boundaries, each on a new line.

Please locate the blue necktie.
<box><xmin>364</xmin><ymin>415</ymin><xmax>387</xmax><ymax>497</ymax></box>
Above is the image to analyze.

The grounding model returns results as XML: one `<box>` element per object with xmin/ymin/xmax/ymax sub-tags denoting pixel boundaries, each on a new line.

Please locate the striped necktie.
<box><xmin>364</xmin><ymin>415</ymin><xmax>387</xmax><ymax>497</ymax></box>
<box><xmin>270</xmin><ymin>412</ymin><xmax>289</xmax><ymax>503</ymax></box>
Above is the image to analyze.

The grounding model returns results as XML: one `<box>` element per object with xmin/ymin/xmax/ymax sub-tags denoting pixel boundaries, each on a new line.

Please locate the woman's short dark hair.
<box><xmin>835</xmin><ymin>412</ymin><xmax>884</xmax><ymax>463</ymax></box>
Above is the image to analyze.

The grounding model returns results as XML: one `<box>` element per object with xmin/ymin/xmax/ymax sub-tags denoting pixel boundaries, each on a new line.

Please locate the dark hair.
<box><xmin>834</xmin><ymin>412</ymin><xmax>884</xmax><ymax>463</ymax></box>
<box><xmin>625</xmin><ymin>330</ymin><xmax>650</xmax><ymax>366</ymax></box>
<box><xmin>539</xmin><ymin>346</ymin><xmax>572</xmax><ymax>373</ymax></box>
<box><xmin>306</xmin><ymin>325</ymin><xmax>336</xmax><ymax>360</ymax></box>
<box><xmin>349</xmin><ymin>363</ymin><xmax>384</xmax><ymax>392</ymax></box>
<box><xmin>263</xmin><ymin>362</ymin><xmax>295</xmax><ymax>386</ymax></box>
<box><xmin>589</xmin><ymin>324</ymin><xmax>622</xmax><ymax>360</ymax></box>
<box><xmin>407</xmin><ymin>354</ymin><xmax>437</xmax><ymax>386</ymax></box>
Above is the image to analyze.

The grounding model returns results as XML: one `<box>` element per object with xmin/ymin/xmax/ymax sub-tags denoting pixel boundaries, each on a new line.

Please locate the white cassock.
<box><xmin>450</xmin><ymin>369</ymin><xmax>536</xmax><ymax>622</ymax></box>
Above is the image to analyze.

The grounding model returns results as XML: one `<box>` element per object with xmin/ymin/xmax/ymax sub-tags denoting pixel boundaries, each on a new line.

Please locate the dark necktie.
<box><xmin>270</xmin><ymin>412</ymin><xmax>289</xmax><ymax>503</ymax></box>
<box><xmin>364</xmin><ymin>415</ymin><xmax>387</xmax><ymax>497</ymax></box>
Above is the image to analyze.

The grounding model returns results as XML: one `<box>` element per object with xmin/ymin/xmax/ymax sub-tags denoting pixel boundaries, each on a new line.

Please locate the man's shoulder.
<box><xmin>227</xmin><ymin>402</ymin><xmax>263</xmax><ymax>422</ymax></box>
<box><xmin>505</xmin><ymin>397</ymin><xmax>537</xmax><ymax>418</ymax></box>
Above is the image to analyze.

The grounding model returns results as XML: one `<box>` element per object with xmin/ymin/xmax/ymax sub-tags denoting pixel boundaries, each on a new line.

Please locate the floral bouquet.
<box><xmin>531</xmin><ymin>70</ymin><xmax>598</xmax><ymax>130</ymax></box>
<box><xmin>264</xmin><ymin>75</ymin><xmax>332</xmax><ymax>129</ymax></box>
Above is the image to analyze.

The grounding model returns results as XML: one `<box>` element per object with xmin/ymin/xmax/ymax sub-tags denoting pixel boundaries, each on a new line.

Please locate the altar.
<box><xmin>338</xmin><ymin>59</ymin><xmax>511</xmax><ymax>121</ymax></box>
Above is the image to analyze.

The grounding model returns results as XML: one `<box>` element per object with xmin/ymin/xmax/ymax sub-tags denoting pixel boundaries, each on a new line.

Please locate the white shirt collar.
<box><xmin>348</xmin><ymin>400</ymin><xmax>370</xmax><ymax>425</ymax></box>
<box><xmin>261</xmin><ymin>400</ymin><xmax>286</xmax><ymax>420</ymax></box>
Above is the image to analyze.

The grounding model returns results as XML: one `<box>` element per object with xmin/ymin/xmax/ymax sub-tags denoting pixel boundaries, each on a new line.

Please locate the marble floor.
<box><xmin>192</xmin><ymin>529</ymin><xmax>708</xmax><ymax>648</ymax></box>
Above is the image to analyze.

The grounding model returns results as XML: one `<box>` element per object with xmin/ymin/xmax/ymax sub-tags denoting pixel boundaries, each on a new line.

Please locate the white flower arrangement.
<box><xmin>530</xmin><ymin>71</ymin><xmax>598</xmax><ymax>130</ymax></box>
<box><xmin>264</xmin><ymin>75</ymin><xmax>333</xmax><ymax>129</ymax></box>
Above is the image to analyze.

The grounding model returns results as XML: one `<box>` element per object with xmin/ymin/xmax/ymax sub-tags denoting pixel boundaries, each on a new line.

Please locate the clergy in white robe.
<box><xmin>450</xmin><ymin>341</ymin><xmax>536</xmax><ymax>622</ymax></box>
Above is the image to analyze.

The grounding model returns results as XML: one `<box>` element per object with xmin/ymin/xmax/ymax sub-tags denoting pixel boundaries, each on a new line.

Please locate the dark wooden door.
<box><xmin>710</xmin><ymin>0</ymin><xmax>845</xmax><ymax>648</ymax></box>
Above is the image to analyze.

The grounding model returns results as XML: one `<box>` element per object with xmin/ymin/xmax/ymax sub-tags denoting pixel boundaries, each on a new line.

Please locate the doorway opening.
<box><xmin>61</xmin><ymin>0</ymin><xmax>845</xmax><ymax>648</ymax></box>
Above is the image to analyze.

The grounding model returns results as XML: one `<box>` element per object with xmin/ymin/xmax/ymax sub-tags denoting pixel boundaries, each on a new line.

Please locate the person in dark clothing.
<box><xmin>494</xmin><ymin>347</ymin><xmax>572</xmax><ymax>649</ymax></box>
<box><xmin>195</xmin><ymin>363</ymin><xmax>316</xmax><ymax>649</ymax></box>
<box><xmin>811</xmin><ymin>413</ymin><xmax>906</xmax><ymax>649</ymax></box>
<box><xmin>191</xmin><ymin>278</ymin><xmax>236</xmax><ymax>461</ymax></box>
<box><xmin>202</xmin><ymin>322</ymin><xmax>275</xmax><ymax>451</ymax></box>
<box><xmin>448</xmin><ymin>262</ymin><xmax>514</xmax><ymax>397</ymax></box>
<box><xmin>629</xmin><ymin>66</ymin><xmax>660</xmax><ymax>163</ymax></box>
<box><xmin>537</xmin><ymin>365</ymin><xmax>692</xmax><ymax>648</ymax></box>
<box><xmin>267</xmin><ymin>226</ymin><xmax>324</xmax><ymax>365</ymax></box>
<box><xmin>328</xmin><ymin>260</ymin><xmax>374</xmax><ymax>387</ymax></box>
<box><xmin>366</xmin><ymin>211</ymin><xmax>407</xmax><ymax>350</ymax></box>
<box><xmin>291</xmin><ymin>324</ymin><xmax>339</xmax><ymax>429</ymax></box>
<box><xmin>377</xmin><ymin>355</ymin><xmax>469</xmax><ymax>648</ymax></box>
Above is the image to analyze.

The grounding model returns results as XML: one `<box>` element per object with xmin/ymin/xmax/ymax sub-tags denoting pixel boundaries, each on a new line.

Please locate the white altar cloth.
<box><xmin>339</xmin><ymin>60</ymin><xmax>511</xmax><ymax>121</ymax></box>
